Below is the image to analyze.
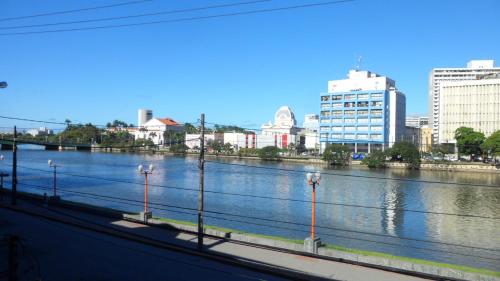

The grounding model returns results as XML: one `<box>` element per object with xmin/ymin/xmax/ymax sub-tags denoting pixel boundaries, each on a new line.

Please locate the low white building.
<box><xmin>26</xmin><ymin>127</ymin><xmax>53</xmax><ymax>137</ymax></box>
<box><xmin>134</xmin><ymin>117</ymin><xmax>183</xmax><ymax>146</ymax></box>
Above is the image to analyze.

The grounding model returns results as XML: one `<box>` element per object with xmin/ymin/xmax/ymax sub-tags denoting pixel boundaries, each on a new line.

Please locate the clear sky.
<box><xmin>1</xmin><ymin>0</ymin><xmax>499</xmax><ymax>130</ymax></box>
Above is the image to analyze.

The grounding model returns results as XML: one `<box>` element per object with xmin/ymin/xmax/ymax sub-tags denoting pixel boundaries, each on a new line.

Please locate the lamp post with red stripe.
<box><xmin>138</xmin><ymin>164</ymin><xmax>154</xmax><ymax>222</ymax></box>
<box><xmin>305</xmin><ymin>171</ymin><xmax>321</xmax><ymax>254</ymax></box>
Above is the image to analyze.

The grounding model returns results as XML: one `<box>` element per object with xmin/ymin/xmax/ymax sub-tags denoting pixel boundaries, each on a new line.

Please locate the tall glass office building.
<box><xmin>319</xmin><ymin>70</ymin><xmax>406</xmax><ymax>153</ymax></box>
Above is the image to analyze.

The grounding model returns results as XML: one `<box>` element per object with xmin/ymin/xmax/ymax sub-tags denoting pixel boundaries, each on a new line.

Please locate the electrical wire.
<box><xmin>0</xmin><ymin>0</ymin><xmax>355</xmax><ymax>36</ymax></box>
<box><xmin>0</xmin><ymin>0</ymin><xmax>271</xmax><ymax>30</ymax></box>
<box><xmin>0</xmin><ymin>0</ymin><xmax>152</xmax><ymax>22</ymax></box>
<box><xmin>205</xmin><ymin>160</ymin><xmax>500</xmax><ymax>189</ymax></box>
<box><xmin>12</xmin><ymin>181</ymin><xmax>500</xmax><ymax>254</ymax></box>
<box><xmin>11</xmin><ymin>163</ymin><xmax>500</xmax><ymax>220</ymax></box>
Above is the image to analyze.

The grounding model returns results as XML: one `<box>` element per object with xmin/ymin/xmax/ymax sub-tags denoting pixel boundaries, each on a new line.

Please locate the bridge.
<box><xmin>0</xmin><ymin>139</ymin><xmax>92</xmax><ymax>151</ymax></box>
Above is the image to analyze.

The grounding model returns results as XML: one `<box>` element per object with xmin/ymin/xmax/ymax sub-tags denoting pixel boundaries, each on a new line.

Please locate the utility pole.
<box><xmin>11</xmin><ymin>126</ymin><xmax>17</xmax><ymax>206</ymax></box>
<box><xmin>197</xmin><ymin>113</ymin><xmax>205</xmax><ymax>250</ymax></box>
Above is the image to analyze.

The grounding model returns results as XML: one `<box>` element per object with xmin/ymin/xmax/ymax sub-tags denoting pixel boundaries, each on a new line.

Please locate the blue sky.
<box><xmin>1</xmin><ymin>0</ymin><xmax>499</xmax><ymax>130</ymax></box>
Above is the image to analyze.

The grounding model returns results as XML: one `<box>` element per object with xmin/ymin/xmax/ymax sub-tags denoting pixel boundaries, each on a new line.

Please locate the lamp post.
<box><xmin>305</xmin><ymin>171</ymin><xmax>321</xmax><ymax>254</ymax></box>
<box><xmin>0</xmin><ymin>155</ymin><xmax>8</xmax><ymax>200</ymax></box>
<box><xmin>138</xmin><ymin>164</ymin><xmax>154</xmax><ymax>222</ymax></box>
<box><xmin>48</xmin><ymin>159</ymin><xmax>60</xmax><ymax>201</ymax></box>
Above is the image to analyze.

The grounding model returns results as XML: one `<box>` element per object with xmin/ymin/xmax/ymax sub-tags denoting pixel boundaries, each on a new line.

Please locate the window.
<box><xmin>358</xmin><ymin>117</ymin><xmax>368</xmax><ymax>123</ymax></box>
<box><xmin>332</xmin><ymin>110</ymin><xmax>342</xmax><ymax>116</ymax></box>
<box><xmin>332</xmin><ymin>126</ymin><xmax>343</xmax><ymax>131</ymax></box>
<box><xmin>344</xmin><ymin>118</ymin><xmax>355</xmax><ymax>124</ymax></box>
<box><xmin>371</xmin><ymin>125</ymin><xmax>383</xmax><ymax>131</ymax></box>
<box><xmin>357</xmin><ymin>134</ymin><xmax>368</xmax><ymax>140</ymax></box>
<box><xmin>344</xmin><ymin>126</ymin><xmax>355</xmax><ymax>131</ymax></box>
<box><xmin>320</xmin><ymin>133</ymin><xmax>329</xmax><ymax>138</ymax></box>
<box><xmin>371</xmin><ymin>134</ymin><xmax>382</xmax><ymax>140</ymax></box>
<box><xmin>321</xmin><ymin>103</ymin><xmax>330</xmax><ymax>109</ymax></box>
<box><xmin>321</xmin><ymin>95</ymin><xmax>330</xmax><ymax>101</ymax></box>
<box><xmin>331</xmin><ymin>134</ymin><xmax>342</xmax><ymax>139</ymax></box>
<box><xmin>332</xmin><ymin>95</ymin><xmax>342</xmax><ymax>100</ymax></box>
<box><xmin>371</xmin><ymin>92</ymin><xmax>383</xmax><ymax>99</ymax></box>
<box><xmin>371</xmin><ymin>118</ymin><xmax>383</xmax><ymax>123</ymax></box>
<box><xmin>358</xmin><ymin>109</ymin><xmax>369</xmax><ymax>115</ymax></box>
<box><xmin>345</xmin><ymin>134</ymin><xmax>355</xmax><ymax>139</ymax></box>
<box><xmin>371</xmin><ymin>101</ymin><xmax>382</xmax><ymax>107</ymax></box>
<box><xmin>320</xmin><ymin>111</ymin><xmax>331</xmax><ymax>117</ymax></box>
<box><xmin>320</xmin><ymin>126</ymin><xmax>330</xmax><ymax>131</ymax></box>
<box><xmin>358</xmin><ymin>94</ymin><xmax>369</xmax><ymax>100</ymax></box>
<box><xmin>357</xmin><ymin>101</ymin><xmax>369</xmax><ymax>107</ymax></box>
<box><xmin>344</xmin><ymin>94</ymin><xmax>355</xmax><ymax>100</ymax></box>
<box><xmin>320</xmin><ymin>119</ymin><xmax>331</xmax><ymax>124</ymax></box>
<box><xmin>344</xmin><ymin>102</ymin><xmax>356</xmax><ymax>108</ymax></box>
<box><xmin>357</xmin><ymin>126</ymin><xmax>368</xmax><ymax>131</ymax></box>
<box><xmin>371</xmin><ymin>109</ymin><xmax>383</xmax><ymax>116</ymax></box>
<box><xmin>345</xmin><ymin>110</ymin><xmax>355</xmax><ymax>116</ymax></box>
<box><xmin>331</xmin><ymin>118</ymin><xmax>342</xmax><ymax>124</ymax></box>
<box><xmin>332</xmin><ymin>102</ymin><xmax>342</xmax><ymax>108</ymax></box>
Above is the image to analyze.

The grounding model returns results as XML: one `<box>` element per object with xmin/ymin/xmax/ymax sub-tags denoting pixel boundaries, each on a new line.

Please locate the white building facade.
<box><xmin>429</xmin><ymin>60</ymin><xmax>500</xmax><ymax>143</ymax></box>
<box><xmin>406</xmin><ymin>115</ymin><xmax>429</xmax><ymax>128</ymax></box>
<box><xmin>134</xmin><ymin>117</ymin><xmax>183</xmax><ymax>146</ymax></box>
<box><xmin>319</xmin><ymin>70</ymin><xmax>406</xmax><ymax>153</ymax></box>
<box><xmin>438</xmin><ymin>77</ymin><xmax>500</xmax><ymax>144</ymax></box>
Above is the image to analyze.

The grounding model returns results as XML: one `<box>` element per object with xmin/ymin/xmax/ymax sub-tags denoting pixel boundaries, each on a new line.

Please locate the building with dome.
<box><xmin>258</xmin><ymin>106</ymin><xmax>299</xmax><ymax>149</ymax></box>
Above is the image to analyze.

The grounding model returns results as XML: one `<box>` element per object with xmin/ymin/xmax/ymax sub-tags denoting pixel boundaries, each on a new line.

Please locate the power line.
<box><xmin>0</xmin><ymin>0</ymin><xmax>152</xmax><ymax>22</ymax></box>
<box><xmin>0</xmin><ymin>0</ymin><xmax>355</xmax><ymax>36</ymax></box>
<box><xmin>0</xmin><ymin>0</ymin><xmax>271</xmax><ymax>30</ymax></box>
<box><xmin>205</xmin><ymin>160</ymin><xmax>500</xmax><ymax>189</ymax></box>
<box><xmin>13</xmin><ymin>181</ymin><xmax>500</xmax><ymax>261</ymax></box>
<box><xmin>12</xmin><ymin>164</ymin><xmax>500</xmax><ymax>220</ymax></box>
<box><xmin>12</xmin><ymin>180</ymin><xmax>500</xmax><ymax>253</ymax></box>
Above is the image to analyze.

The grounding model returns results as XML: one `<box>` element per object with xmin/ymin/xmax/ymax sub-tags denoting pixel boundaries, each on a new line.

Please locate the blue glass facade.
<box><xmin>319</xmin><ymin>90</ymin><xmax>389</xmax><ymax>146</ymax></box>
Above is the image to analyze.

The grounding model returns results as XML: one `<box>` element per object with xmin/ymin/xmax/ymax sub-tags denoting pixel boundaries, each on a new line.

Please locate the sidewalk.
<box><xmin>0</xmin><ymin>196</ymin><xmax>429</xmax><ymax>281</ymax></box>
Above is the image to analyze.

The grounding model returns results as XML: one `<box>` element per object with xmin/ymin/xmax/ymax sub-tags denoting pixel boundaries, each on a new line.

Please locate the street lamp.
<box><xmin>48</xmin><ymin>159</ymin><xmax>60</xmax><ymax>201</ymax></box>
<box><xmin>0</xmin><ymin>155</ymin><xmax>8</xmax><ymax>199</ymax></box>
<box><xmin>305</xmin><ymin>171</ymin><xmax>321</xmax><ymax>254</ymax></box>
<box><xmin>138</xmin><ymin>164</ymin><xmax>154</xmax><ymax>222</ymax></box>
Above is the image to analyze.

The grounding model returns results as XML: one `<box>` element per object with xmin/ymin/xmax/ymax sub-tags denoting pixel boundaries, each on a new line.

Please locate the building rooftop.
<box><xmin>158</xmin><ymin>118</ymin><xmax>180</xmax><ymax>126</ymax></box>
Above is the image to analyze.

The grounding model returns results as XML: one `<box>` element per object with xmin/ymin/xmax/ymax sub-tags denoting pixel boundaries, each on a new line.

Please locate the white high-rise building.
<box><xmin>406</xmin><ymin>115</ymin><xmax>429</xmax><ymax>128</ymax></box>
<box><xmin>319</xmin><ymin>70</ymin><xmax>406</xmax><ymax>153</ymax></box>
<box><xmin>438</xmin><ymin>76</ymin><xmax>500</xmax><ymax>144</ymax></box>
<box><xmin>429</xmin><ymin>60</ymin><xmax>500</xmax><ymax>143</ymax></box>
<box><xmin>138</xmin><ymin>109</ymin><xmax>153</xmax><ymax>127</ymax></box>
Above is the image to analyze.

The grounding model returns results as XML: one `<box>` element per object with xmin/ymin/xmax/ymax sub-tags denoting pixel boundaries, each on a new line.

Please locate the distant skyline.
<box><xmin>1</xmin><ymin>0</ymin><xmax>499</xmax><ymax>129</ymax></box>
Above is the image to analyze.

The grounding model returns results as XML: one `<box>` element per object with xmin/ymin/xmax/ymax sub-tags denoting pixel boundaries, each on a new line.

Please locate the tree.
<box><xmin>481</xmin><ymin>130</ymin><xmax>500</xmax><ymax>157</ymax></box>
<box><xmin>222</xmin><ymin>142</ymin><xmax>234</xmax><ymax>155</ymax></box>
<box><xmin>454</xmin><ymin>127</ymin><xmax>485</xmax><ymax>158</ymax></box>
<box><xmin>170</xmin><ymin>143</ymin><xmax>188</xmax><ymax>153</ymax></box>
<box><xmin>386</xmin><ymin>142</ymin><xmax>420</xmax><ymax>168</ymax></box>
<box><xmin>258</xmin><ymin>146</ymin><xmax>280</xmax><ymax>160</ymax></box>
<box><xmin>431</xmin><ymin>143</ymin><xmax>455</xmax><ymax>157</ymax></box>
<box><xmin>362</xmin><ymin>150</ymin><xmax>386</xmax><ymax>168</ymax></box>
<box><xmin>184</xmin><ymin>123</ymin><xmax>198</xmax><ymax>134</ymax></box>
<box><xmin>207</xmin><ymin>139</ymin><xmax>223</xmax><ymax>155</ymax></box>
<box><xmin>322</xmin><ymin>144</ymin><xmax>350</xmax><ymax>166</ymax></box>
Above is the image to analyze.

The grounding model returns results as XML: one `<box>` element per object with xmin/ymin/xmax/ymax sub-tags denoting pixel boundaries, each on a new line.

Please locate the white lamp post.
<box><xmin>305</xmin><ymin>171</ymin><xmax>321</xmax><ymax>254</ymax></box>
<box><xmin>138</xmin><ymin>164</ymin><xmax>154</xmax><ymax>222</ymax></box>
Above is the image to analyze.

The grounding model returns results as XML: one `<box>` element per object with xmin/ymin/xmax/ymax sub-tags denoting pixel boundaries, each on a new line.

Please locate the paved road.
<box><xmin>0</xmin><ymin>198</ymin><xmax>429</xmax><ymax>281</ymax></box>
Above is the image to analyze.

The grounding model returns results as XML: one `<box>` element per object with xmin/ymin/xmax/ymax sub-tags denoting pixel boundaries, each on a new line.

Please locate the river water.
<box><xmin>1</xmin><ymin>148</ymin><xmax>499</xmax><ymax>271</ymax></box>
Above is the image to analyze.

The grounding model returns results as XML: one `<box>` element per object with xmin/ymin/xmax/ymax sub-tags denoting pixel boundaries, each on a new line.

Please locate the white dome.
<box><xmin>274</xmin><ymin>106</ymin><xmax>297</xmax><ymax>128</ymax></box>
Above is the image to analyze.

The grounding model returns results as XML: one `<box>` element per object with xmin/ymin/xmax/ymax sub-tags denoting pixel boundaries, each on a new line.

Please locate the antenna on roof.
<box><xmin>356</xmin><ymin>55</ymin><xmax>363</xmax><ymax>70</ymax></box>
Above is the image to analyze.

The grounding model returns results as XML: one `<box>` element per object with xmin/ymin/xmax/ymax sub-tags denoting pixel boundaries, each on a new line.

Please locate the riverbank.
<box><xmin>8</xmin><ymin>190</ymin><xmax>500</xmax><ymax>281</ymax></box>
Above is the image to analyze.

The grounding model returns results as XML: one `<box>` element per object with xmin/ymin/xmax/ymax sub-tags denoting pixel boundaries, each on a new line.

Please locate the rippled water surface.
<box><xmin>2</xmin><ymin>149</ymin><xmax>499</xmax><ymax>271</ymax></box>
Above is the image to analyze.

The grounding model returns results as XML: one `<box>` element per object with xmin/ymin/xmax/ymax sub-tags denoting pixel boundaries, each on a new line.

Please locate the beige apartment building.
<box><xmin>429</xmin><ymin>60</ymin><xmax>500</xmax><ymax>143</ymax></box>
<box><xmin>420</xmin><ymin>126</ymin><xmax>433</xmax><ymax>152</ymax></box>
<box><xmin>438</xmin><ymin>76</ymin><xmax>500</xmax><ymax>144</ymax></box>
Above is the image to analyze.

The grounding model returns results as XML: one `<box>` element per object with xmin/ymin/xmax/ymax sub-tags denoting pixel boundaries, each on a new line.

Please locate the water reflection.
<box><xmin>2</xmin><ymin>150</ymin><xmax>500</xmax><ymax>271</ymax></box>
